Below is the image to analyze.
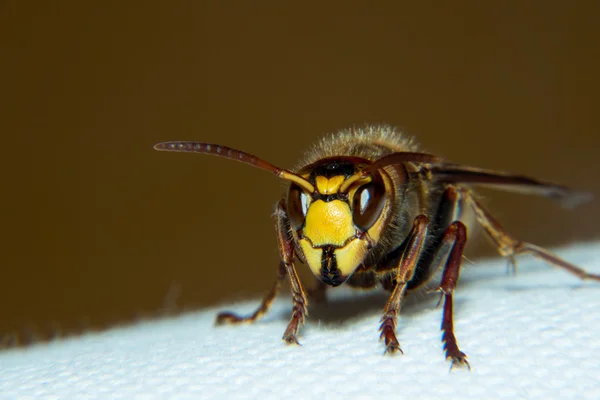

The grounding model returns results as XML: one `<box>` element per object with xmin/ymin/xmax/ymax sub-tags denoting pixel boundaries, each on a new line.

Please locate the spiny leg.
<box><xmin>272</xmin><ymin>199</ymin><xmax>309</xmax><ymax>345</ymax></box>
<box><xmin>464</xmin><ymin>189</ymin><xmax>600</xmax><ymax>282</ymax></box>
<box><xmin>379</xmin><ymin>215</ymin><xmax>430</xmax><ymax>355</ymax></box>
<box><xmin>412</xmin><ymin>186</ymin><xmax>470</xmax><ymax>369</ymax></box>
<box><xmin>406</xmin><ymin>185</ymin><xmax>467</xmax><ymax>291</ymax></box>
<box><xmin>281</xmin><ymin>259</ymin><xmax>309</xmax><ymax>345</ymax></box>
<box><xmin>215</xmin><ymin>261</ymin><xmax>287</xmax><ymax>325</ymax></box>
<box><xmin>435</xmin><ymin>221</ymin><xmax>470</xmax><ymax>370</ymax></box>
<box><xmin>428</xmin><ymin>161</ymin><xmax>594</xmax><ymax>278</ymax></box>
<box><xmin>215</xmin><ymin>198</ymin><xmax>310</xmax><ymax>346</ymax></box>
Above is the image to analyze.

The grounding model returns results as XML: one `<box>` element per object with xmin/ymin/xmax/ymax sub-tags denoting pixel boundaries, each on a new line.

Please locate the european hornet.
<box><xmin>154</xmin><ymin>125</ymin><xmax>597</xmax><ymax>369</ymax></box>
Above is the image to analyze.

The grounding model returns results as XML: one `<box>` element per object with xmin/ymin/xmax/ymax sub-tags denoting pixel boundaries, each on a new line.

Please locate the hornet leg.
<box><xmin>216</xmin><ymin>199</ymin><xmax>310</xmax><ymax>348</ymax></box>
<box><xmin>379</xmin><ymin>215</ymin><xmax>430</xmax><ymax>354</ymax></box>
<box><xmin>464</xmin><ymin>189</ymin><xmax>600</xmax><ymax>282</ymax></box>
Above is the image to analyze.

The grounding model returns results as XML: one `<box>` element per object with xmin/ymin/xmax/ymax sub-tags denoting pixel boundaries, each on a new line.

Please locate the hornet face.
<box><xmin>286</xmin><ymin>158</ymin><xmax>389</xmax><ymax>286</ymax></box>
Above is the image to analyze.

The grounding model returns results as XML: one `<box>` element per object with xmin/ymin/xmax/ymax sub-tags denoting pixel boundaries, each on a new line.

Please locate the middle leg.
<box><xmin>434</xmin><ymin>221</ymin><xmax>470</xmax><ymax>370</ymax></box>
<box><xmin>378</xmin><ymin>215</ymin><xmax>430</xmax><ymax>354</ymax></box>
<box><xmin>407</xmin><ymin>186</ymin><xmax>471</xmax><ymax>368</ymax></box>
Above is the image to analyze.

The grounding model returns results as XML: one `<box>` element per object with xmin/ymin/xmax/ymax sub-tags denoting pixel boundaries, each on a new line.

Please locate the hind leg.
<box><xmin>463</xmin><ymin>189</ymin><xmax>600</xmax><ymax>282</ymax></box>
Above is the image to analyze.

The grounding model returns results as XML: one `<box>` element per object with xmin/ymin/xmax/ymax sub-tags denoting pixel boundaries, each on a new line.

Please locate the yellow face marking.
<box><xmin>298</xmin><ymin>171</ymin><xmax>391</xmax><ymax>284</ymax></box>
<box><xmin>303</xmin><ymin>199</ymin><xmax>354</xmax><ymax>246</ymax></box>
<box><xmin>315</xmin><ymin>175</ymin><xmax>345</xmax><ymax>194</ymax></box>
<box><xmin>299</xmin><ymin>238</ymin><xmax>370</xmax><ymax>282</ymax></box>
<box><xmin>334</xmin><ymin>239</ymin><xmax>370</xmax><ymax>276</ymax></box>
<box><xmin>299</xmin><ymin>239</ymin><xmax>322</xmax><ymax>277</ymax></box>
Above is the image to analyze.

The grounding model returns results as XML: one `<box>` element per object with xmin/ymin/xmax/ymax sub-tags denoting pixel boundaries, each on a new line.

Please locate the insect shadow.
<box><xmin>269</xmin><ymin>278</ymin><xmax>470</xmax><ymax>330</ymax></box>
<box><xmin>267</xmin><ymin>259</ymin><xmax>578</xmax><ymax>330</ymax></box>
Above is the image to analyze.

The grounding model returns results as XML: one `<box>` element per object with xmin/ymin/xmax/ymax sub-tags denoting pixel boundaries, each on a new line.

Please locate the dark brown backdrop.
<box><xmin>1</xmin><ymin>1</ymin><xmax>599</xmax><ymax>343</ymax></box>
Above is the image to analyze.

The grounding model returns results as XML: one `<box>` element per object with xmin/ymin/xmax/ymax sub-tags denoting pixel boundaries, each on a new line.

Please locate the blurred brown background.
<box><xmin>1</xmin><ymin>1</ymin><xmax>599</xmax><ymax>344</ymax></box>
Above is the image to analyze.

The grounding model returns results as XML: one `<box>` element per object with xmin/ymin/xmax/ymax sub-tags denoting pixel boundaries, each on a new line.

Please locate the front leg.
<box><xmin>379</xmin><ymin>215</ymin><xmax>430</xmax><ymax>354</ymax></box>
<box><xmin>215</xmin><ymin>260</ymin><xmax>286</xmax><ymax>325</ymax></box>
<box><xmin>274</xmin><ymin>199</ymin><xmax>309</xmax><ymax>345</ymax></box>
<box><xmin>215</xmin><ymin>198</ymin><xmax>309</xmax><ymax>347</ymax></box>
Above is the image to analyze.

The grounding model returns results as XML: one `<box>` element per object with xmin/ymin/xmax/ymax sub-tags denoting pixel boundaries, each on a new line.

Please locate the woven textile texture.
<box><xmin>1</xmin><ymin>243</ymin><xmax>599</xmax><ymax>400</ymax></box>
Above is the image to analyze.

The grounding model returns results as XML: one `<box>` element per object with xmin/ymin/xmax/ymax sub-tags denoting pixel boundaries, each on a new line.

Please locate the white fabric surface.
<box><xmin>1</xmin><ymin>242</ymin><xmax>599</xmax><ymax>400</ymax></box>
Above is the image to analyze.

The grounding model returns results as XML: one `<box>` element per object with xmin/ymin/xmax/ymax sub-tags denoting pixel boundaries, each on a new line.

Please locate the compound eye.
<box><xmin>287</xmin><ymin>184</ymin><xmax>309</xmax><ymax>230</ymax></box>
<box><xmin>352</xmin><ymin>176</ymin><xmax>386</xmax><ymax>231</ymax></box>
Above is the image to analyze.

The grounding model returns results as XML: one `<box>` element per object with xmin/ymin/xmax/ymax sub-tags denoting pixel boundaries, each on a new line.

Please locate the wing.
<box><xmin>428</xmin><ymin>163</ymin><xmax>592</xmax><ymax>208</ymax></box>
